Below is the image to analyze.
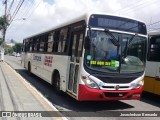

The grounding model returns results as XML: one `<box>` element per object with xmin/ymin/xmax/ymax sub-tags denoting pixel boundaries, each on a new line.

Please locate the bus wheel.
<box><xmin>54</xmin><ymin>72</ymin><xmax>62</xmax><ymax>95</ymax></box>
<box><xmin>28</xmin><ymin>62</ymin><xmax>32</xmax><ymax>75</ymax></box>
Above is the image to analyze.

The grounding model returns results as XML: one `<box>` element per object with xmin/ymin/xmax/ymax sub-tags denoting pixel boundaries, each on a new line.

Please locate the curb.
<box><xmin>4</xmin><ymin>61</ymin><xmax>68</xmax><ymax>120</ymax></box>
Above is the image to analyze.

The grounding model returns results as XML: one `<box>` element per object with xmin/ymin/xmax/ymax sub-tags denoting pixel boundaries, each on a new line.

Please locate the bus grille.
<box><xmin>96</xmin><ymin>76</ymin><xmax>137</xmax><ymax>84</ymax></box>
<box><xmin>102</xmin><ymin>86</ymin><xmax>129</xmax><ymax>89</ymax></box>
<box><xmin>104</xmin><ymin>92</ymin><xmax>127</xmax><ymax>97</ymax></box>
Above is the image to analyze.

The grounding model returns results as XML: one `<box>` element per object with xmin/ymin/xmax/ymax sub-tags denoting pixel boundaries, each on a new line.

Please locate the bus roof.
<box><xmin>24</xmin><ymin>12</ymin><xmax>146</xmax><ymax>40</ymax></box>
<box><xmin>148</xmin><ymin>31</ymin><xmax>160</xmax><ymax>36</ymax></box>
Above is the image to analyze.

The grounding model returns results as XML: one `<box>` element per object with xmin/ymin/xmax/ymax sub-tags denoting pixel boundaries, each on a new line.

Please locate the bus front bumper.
<box><xmin>78</xmin><ymin>84</ymin><xmax>143</xmax><ymax>101</ymax></box>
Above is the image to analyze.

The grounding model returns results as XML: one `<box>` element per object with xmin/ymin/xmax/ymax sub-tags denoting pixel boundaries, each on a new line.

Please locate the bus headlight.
<box><xmin>82</xmin><ymin>77</ymin><xmax>99</xmax><ymax>89</ymax></box>
<box><xmin>131</xmin><ymin>80</ymin><xmax>144</xmax><ymax>89</ymax></box>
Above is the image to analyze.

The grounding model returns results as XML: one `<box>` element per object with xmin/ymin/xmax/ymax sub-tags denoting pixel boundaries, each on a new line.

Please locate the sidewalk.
<box><xmin>0</xmin><ymin>62</ymin><xmax>65</xmax><ymax>119</ymax></box>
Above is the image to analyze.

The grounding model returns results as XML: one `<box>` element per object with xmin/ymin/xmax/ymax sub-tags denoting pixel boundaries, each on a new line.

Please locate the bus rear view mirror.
<box><xmin>84</xmin><ymin>36</ymin><xmax>90</xmax><ymax>50</ymax></box>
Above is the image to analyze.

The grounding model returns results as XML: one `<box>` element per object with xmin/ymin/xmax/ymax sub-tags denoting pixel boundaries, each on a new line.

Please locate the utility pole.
<box><xmin>2</xmin><ymin>0</ymin><xmax>7</xmax><ymax>47</ymax></box>
<box><xmin>0</xmin><ymin>0</ymin><xmax>7</xmax><ymax>60</ymax></box>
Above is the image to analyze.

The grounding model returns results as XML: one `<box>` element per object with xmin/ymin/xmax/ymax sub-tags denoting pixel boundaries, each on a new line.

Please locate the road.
<box><xmin>4</xmin><ymin>55</ymin><xmax>160</xmax><ymax>120</ymax></box>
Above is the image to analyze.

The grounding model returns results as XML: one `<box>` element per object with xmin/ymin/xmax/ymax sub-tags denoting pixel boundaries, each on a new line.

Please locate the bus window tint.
<box><xmin>34</xmin><ymin>39</ymin><xmax>40</xmax><ymax>51</ymax></box>
<box><xmin>29</xmin><ymin>39</ymin><xmax>33</xmax><ymax>52</ymax></box>
<box><xmin>58</xmin><ymin>28</ymin><xmax>68</xmax><ymax>53</ymax></box>
<box><xmin>39</xmin><ymin>35</ymin><xmax>47</xmax><ymax>52</ymax></box>
<box><xmin>76</xmin><ymin>34</ymin><xmax>84</xmax><ymax>62</ymax></box>
<box><xmin>47</xmin><ymin>32</ymin><xmax>54</xmax><ymax>52</ymax></box>
<box><xmin>40</xmin><ymin>42</ymin><xmax>44</xmax><ymax>52</ymax></box>
<box><xmin>148</xmin><ymin>36</ymin><xmax>160</xmax><ymax>61</ymax></box>
<box><xmin>53</xmin><ymin>31</ymin><xmax>60</xmax><ymax>52</ymax></box>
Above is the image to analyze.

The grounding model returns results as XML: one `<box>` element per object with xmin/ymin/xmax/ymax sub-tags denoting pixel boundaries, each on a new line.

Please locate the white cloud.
<box><xmin>3</xmin><ymin>0</ymin><xmax>160</xmax><ymax>42</ymax></box>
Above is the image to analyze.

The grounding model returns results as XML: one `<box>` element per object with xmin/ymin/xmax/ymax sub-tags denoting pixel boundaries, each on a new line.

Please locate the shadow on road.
<box><xmin>15</xmin><ymin>69</ymin><xmax>134</xmax><ymax>111</ymax></box>
<box><xmin>141</xmin><ymin>92</ymin><xmax>160</xmax><ymax>108</ymax></box>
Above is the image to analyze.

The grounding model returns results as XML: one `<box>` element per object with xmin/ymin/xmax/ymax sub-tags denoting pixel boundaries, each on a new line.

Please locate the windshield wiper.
<box><xmin>128</xmin><ymin>33</ymin><xmax>138</xmax><ymax>46</ymax></box>
<box><xmin>104</xmin><ymin>29</ymin><xmax>120</xmax><ymax>46</ymax></box>
<box><xmin>123</xmin><ymin>33</ymin><xmax>138</xmax><ymax>58</ymax></box>
<box><xmin>104</xmin><ymin>29</ymin><xmax>120</xmax><ymax>73</ymax></box>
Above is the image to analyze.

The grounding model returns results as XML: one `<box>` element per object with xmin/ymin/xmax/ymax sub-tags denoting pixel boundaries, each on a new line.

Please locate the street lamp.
<box><xmin>9</xmin><ymin>18</ymin><xmax>26</xmax><ymax>25</ymax></box>
<box><xmin>12</xmin><ymin>18</ymin><xmax>26</xmax><ymax>21</ymax></box>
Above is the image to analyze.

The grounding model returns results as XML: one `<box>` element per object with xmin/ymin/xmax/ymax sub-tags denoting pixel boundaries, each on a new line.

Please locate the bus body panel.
<box><xmin>78</xmin><ymin>84</ymin><xmax>143</xmax><ymax>101</ymax></box>
<box><xmin>154</xmin><ymin>63</ymin><xmax>160</xmax><ymax>95</ymax></box>
<box><xmin>21</xmin><ymin>13</ymin><xmax>148</xmax><ymax>101</ymax></box>
<box><xmin>144</xmin><ymin>32</ymin><xmax>160</xmax><ymax>96</ymax></box>
<box><xmin>144</xmin><ymin>62</ymin><xmax>160</xmax><ymax>95</ymax></box>
<box><xmin>144</xmin><ymin>61</ymin><xmax>157</xmax><ymax>93</ymax></box>
<box><xmin>23</xmin><ymin>52</ymin><xmax>70</xmax><ymax>92</ymax></box>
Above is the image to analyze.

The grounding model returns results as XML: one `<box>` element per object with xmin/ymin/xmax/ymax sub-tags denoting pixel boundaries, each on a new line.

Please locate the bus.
<box><xmin>144</xmin><ymin>31</ymin><xmax>160</xmax><ymax>96</ymax></box>
<box><xmin>21</xmin><ymin>13</ymin><xmax>147</xmax><ymax>101</ymax></box>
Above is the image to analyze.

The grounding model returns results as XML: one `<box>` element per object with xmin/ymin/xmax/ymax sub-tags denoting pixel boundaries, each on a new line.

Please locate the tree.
<box><xmin>0</xmin><ymin>16</ymin><xmax>8</xmax><ymax>31</ymax></box>
<box><xmin>13</xmin><ymin>43</ymin><xmax>23</xmax><ymax>53</ymax></box>
<box><xmin>0</xmin><ymin>17</ymin><xmax>6</xmax><ymax>45</ymax></box>
<box><xmin>5</xmin><ymin>44</ymin><xmax>13</xmax><ymax>54</ymax></box>
<box><xmin>0</xmin><ymin>38</ymin><xmax>3</xmax><ymax>45</ymax></box>
<box><xmin>0</xmin><ymin>17</ymin><xmax>5</xmax><ymax>30</ymax></box>
<box><xmin>0</xmin><ymin>16</ymin><xmax>9</xmax><ymax>46</ymax></box>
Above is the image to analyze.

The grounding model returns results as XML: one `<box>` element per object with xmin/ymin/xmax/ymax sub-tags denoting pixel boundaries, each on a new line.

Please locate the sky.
<box><xmin>0</xmin><ymin>0</ymin><xmax>160</xmax><ymax>43</ymax></box>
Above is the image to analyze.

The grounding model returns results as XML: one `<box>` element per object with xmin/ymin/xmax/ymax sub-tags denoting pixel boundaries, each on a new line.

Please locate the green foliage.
<box><xmin>13</xmin><ymin>43</ymin><xmax>23</xmax><ymax>53</ymax></box>
<box><xmin>0</xmin><ymin>16</ymin><xmax>8</xmax><ymax>30</ymax></box>
<box><xmin>5</xmin><ymin>44</ymin><xmax>13</xmax><ymax>54</ymax></box>
<box><xmin>0</xmin><ymin>17</ymin><xmax>5</xmax><ymax>26</ymax></box>
<box><xmin>0</xmin><ymin>38</ymin><xmax>3</xmax><ymax>45</ymax></box>
<box><xmin>0</xmin><ymin>17</ymin><xmax>5</xmax><ymax>29</ymax></box>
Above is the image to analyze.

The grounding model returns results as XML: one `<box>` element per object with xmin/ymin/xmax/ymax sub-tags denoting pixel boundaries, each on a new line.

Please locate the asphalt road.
<box><xmin>4</xmin><ymin>55</ymin><xmax>160</xmax><ymax>120</ymax></box>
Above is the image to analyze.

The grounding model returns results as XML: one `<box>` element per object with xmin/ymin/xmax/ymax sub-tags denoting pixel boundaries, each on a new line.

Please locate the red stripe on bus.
<box><xmin>78</xmin><ymin>84</ymin><xmax>143</xmax><ymax>101</ymax></box>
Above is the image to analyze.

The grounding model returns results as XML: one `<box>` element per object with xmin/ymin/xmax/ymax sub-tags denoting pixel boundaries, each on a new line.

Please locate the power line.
<box><xmin>147</xmin><ymin>20</ymin><xmax>160</xmax><ymax>27</ymax></box>
<box><xmin>9</xmin><ymin>0</ymin><xmax>25</xmax><ymax>24</ymax></box>
<box><xmin>113</xmin><ymin>0</ymin><xmax>147</xmax><ymax>13</ymax></box>
<box><xmin>26</xmin><ymin>0</ymin><xmax>42</xmax><ymax>19</ymax></box>
<box><xmin>9</xmin><ymin>0</ymin><xmax>22</xmax><ymax>19</ymax></box>
<box><xmin>7</xmin><ymin>0</ymin><xmax>14</xmax><ymax>15</ymax></box>
<box><xmin>120</xmin><ymin>0</ymin><xmax>159</xmax><ymax>15</ymax></box>
<box><xmin>7</xmin><ymin>0</ymin><xmax>42</xmax><ymax>31</ymax></box>
<box><xmin>7</xmin><ymin>0</ymin><xmax>35</xmax><ymax>30</ymax></box>
<box><xmin>16</xmin><ymin>0</ymin><xmax>34</xmax><ymax>19</ymax></box>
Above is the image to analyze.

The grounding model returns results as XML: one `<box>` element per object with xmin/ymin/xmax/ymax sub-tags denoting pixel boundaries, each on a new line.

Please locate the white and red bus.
<box><xmin>21</xmin><ymin>13</ymin><xmax>147</xmax><ymax>101</ymax></box>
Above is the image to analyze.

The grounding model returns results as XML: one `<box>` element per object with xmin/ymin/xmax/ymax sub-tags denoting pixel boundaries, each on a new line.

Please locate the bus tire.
<box><xmin>54</xmin><ymin>72</ymin><xmax>62</xmax><ymax>95</ymax></box>
<box><xmin>28</xmin><ymin>62</ymin><xmax>32</xmax><ymax>75</ymax></box>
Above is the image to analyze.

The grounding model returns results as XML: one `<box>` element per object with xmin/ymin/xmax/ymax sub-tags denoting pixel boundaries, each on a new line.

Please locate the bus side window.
<box><xmin>148</xmin><ymin>36</ymin><xmax>160</xmax><ymax>61</ymax></box>
<box><xmin>58</xmin><ymin>28</ymin><xmax>68</xmax><ymax>53</ymax></box>
<box><xmin>44</xmin><ymin>34</ymin><xmax>48</xmax><ymax>52</ymax></box>
<box><xmin>76</xmin><ymin>33</ymin><xmax>84</xmax><ymax>62</ymax></box>
<box><xmin>47</xmin><ymin>32</ymin><xmax>54</xmax><ymax>52</ymax></box>
<box><xmin>29</xmin><ymin>39</ymin><xmax>34</xmax><ymax>52</ymax></box>
<box><xmin>39</xmin><ymin>35</ymin><xmax>47</xmax><ymax>52</ymax></box>
<box><xmin>34</xmin><ymin>38</ymin><xmax>40</xmax><ymax>52</ymax></box>
<box><xmin>40</xmin><ymin>42</ymin><xmax>45</xmax><ymax>52</ymax></box>
<box><xmin>26</xmin><ymin>42</ymin><xmax>30</xmax><ymax>52</ymax></box>
<box><xmin>53</xmin><ymin>31</ymin><xmax>60</xmax><ymax>52</ymax></box>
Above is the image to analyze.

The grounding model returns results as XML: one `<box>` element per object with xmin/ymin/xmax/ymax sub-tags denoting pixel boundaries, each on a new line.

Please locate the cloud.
<box><xmin>4</xmin><ymin>0</ymin><xmax>160</xmax><ymax>42</ymax></box>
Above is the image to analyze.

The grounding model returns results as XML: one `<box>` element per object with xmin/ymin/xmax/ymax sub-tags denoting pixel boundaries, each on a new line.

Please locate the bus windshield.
<box><xmin>85</xmin><ymin>30</ymin><xmax>147</xmax><ymax>73</ymax></box>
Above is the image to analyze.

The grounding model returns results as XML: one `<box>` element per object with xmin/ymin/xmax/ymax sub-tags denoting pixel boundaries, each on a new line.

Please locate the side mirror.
<box><xmin>84</xmin><ymin>36</ymin><xmax>90</xmax><ymax>50</ymax></box>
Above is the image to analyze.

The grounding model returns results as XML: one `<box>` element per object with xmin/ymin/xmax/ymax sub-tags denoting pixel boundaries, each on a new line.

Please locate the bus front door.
<box><xmin>68</xmin><ymin>31</ymin><xmax>84</xmax><ymax>96</ymax></box>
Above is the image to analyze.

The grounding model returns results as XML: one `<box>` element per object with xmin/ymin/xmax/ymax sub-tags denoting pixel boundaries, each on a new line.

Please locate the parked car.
<box><xmin>16</xmin><ymin>53</ymin><xmax>21</xmax><ymax>57</ymax></box>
